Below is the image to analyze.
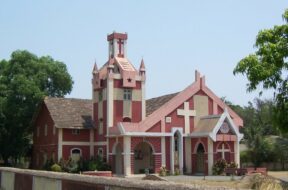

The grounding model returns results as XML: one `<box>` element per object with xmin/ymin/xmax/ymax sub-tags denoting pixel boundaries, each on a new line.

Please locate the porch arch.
<box><xmin>133</xmin><ymin>142</ymin><xmax>155</xmax><ymax>174</ymax></box>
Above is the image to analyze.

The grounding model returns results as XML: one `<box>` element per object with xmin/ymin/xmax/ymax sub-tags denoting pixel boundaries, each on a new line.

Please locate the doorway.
<box><xmin>196</xmin><ymin>143</ymin><xmax>205</xmax><ymax>173</ymax></box>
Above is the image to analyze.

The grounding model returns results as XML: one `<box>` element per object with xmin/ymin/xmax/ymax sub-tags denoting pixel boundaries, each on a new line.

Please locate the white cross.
<box><xmin>177</xmin><ymin>102</ymin><xmax>196</xmax><ymax>133</ymax></box>
<box><xmin>217</xmin><ymin>143</ymin><xmax>230</xmax><ymax>159</ymax></box>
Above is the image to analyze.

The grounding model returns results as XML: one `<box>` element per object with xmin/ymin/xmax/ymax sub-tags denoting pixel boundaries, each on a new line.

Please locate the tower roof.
<box><xmin>107</xmin><ymin>32</ymin><xmax>128</xmax><ymax>41</ymax></box>
<box><xmin>92</xmin><ymin>62</ymin><xmax>98</xmax><ymax>74</ymax></box>
<box><xmin>140</xmin><ymin>58</ymin><xmax>145</xmax><ymax>71</ymax></box>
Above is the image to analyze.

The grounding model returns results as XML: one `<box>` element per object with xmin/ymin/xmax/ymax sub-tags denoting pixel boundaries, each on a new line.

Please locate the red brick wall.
<box><xmin>213</xmin><ymin>141</ymin><xmax>235</xmax><ymax>163</ymax></box>
<box><xmin>165</xmin><ymin>104</ymin><xmax>185</xmax><ymax>133</ymax></box>
<box><xmin>132</xmin><ymin>101</ymin><xmax>142</xmax><ymax>122</ymax></box>
<box><xmin>62</xmin><ymin>145</ymin><xmax>90</xmax><ymax>160</ymax></box>
<box><xmin>32</xmin><ymin>104</ymin><xmax>58</xmax><ymax>169</ymax></box>
<box><xmin>14</xmin><ymin>173</ymin><xmax>33</xmax><ymax>190</ymax></box>
<box><xmin>62</xmin><ymin>129</ymin><xmax>90</xmax><ymax>142</ymax></box>
<box><xmin>165</xmin><ymin>137</ymin><xmax>171</xmax><ymax>170</ymax></box>
<box><xmin>147</xmin><ymin>121</ymin><xmax>161</xmax><ymax>132</ymax></box>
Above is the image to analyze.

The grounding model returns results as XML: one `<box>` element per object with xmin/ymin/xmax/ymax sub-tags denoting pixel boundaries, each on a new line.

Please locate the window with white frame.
<box><xmin>71</xmin><ymin>148</ymin><xmax>81</xmax><ymax>162</ymax></box>
<box><xmin>72</xmin><ymin>129</ymin><xmax>80</xmax><ymax>135</ymax></box>
<box><xmin>44</xmin><ymin>124</ymin><xmax>48</xmax><ymax>136</ymax></box>
<box><xmin>123</xmin><ymin>89</ymin><xmax>132</xmax><ymax>100</ymax></box>
<box><xmin>43</xmin><ymin>152</ymin><xmax>47</xmax><ymax>166</ymax></box>
<box><xmin>97</xmin><ymin>148</ymin><xmax>104</xmax><ymax>161</ymax></box>
<box><xmin>98</xmin><ymin>120</ymin><xmax>103</xmax><ymax>135</ymax></box>
<box><xmin>99</xmin><ymin>91</ymin><xmax>103</xmax><ymax>102</ymax></box>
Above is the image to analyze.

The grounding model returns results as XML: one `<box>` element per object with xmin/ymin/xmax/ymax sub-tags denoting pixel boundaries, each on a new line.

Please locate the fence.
<box><xmin>0</xmin><ymin>167</ymin><xmax>234</xmax><ymax>190</ymax></box>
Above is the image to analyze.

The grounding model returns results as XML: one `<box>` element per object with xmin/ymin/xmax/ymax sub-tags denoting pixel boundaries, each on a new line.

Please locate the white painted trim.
<box><xmin>70</xmin><ymin>148</ymin><xmax>82</xmax><ymax>157</ymax></box>
<box><xmin>110</xmin><ymin>130</ymin><xmax>172</xmax><ymax>137</ymax></box>
<box><xmin>207</xmin><ymin>138</ymin><xmax>214</xmax><ymax>175</ymax></box>
<box><xmin>90</xmin><ymin>129</ymin><xmax>94</xmax><ymax>157</ymax></box>
<box><xmin>170</xmin><ymin>135</ymin><xmax>174</xmax><ymax>174</ymax></box>
<box><xmin>161</xmin><ymin>137</ymin><xmax>166</xmax><ymax>167</ymax></box>
<box><xmin>123</xmin><ymin>136</ymin><xmax>131</xmax><ymax>176</ymax></box>
<box><xmin>171</xmin><ymin>128</ymin><xmax>184</xmax><ymax>174</ymax></box>
<box><xmin>141</xmin><ymin>81</ymin><xmax>146</xmax><ymax>120</ymax></box>
<box><xmin>106</xmin><ymin>139</ymin><xmax>109</xmax><ymax>163</ymax></box>
<box><xmin>211</xmin><ymin>109</ymin><xmax>244</xmax><ymax>142</ymax></box>
<box><xmin>113</xmin><ymin>73</ymin><xmax>121</xmax><ymax>79</ymax></box>
<box><xmin>58</xmin><ymin>128</ymin><xmax>63</xmax><ymax>161</ymax></box>
<box><xmin>107</xmin><ymin>76</ymin><xmax>114</xmax><ymax>128</ymax></box>
<box><xmin>62</xmin><ymin>141</ymin><xmax>107</xmax><ymax>146</ymax></box>
<box><xmin>184</xmin><ymin>138</ymin><xmax>192</xmax><ymax>174</ymax></box>
<box><xmin>234</xmin><ymin>141</ymin><xmax>240</xmax><ymax>167</ymax></box>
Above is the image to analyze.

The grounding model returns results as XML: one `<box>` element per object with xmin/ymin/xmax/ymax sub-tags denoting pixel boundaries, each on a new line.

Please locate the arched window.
<box><xmin>71</xmin><ymin>148</ymin><xmax>81</xmax><ymax>162</ymax></box>
<box><xmin>123</xmin><ymin>117</ymin><xmax>132</xmax><ymax>122</ymax></box>
<box><xmin>98</xmin><ymin>148</ymin><xmax>104</xmax><ymax>161</ymax></box>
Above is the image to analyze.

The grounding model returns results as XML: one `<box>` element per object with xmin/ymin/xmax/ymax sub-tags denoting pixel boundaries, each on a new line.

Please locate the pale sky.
<box><xmin>1</xmin><ymin>1</ymin><xmax>287</xmax><ymax>106</ymax></box>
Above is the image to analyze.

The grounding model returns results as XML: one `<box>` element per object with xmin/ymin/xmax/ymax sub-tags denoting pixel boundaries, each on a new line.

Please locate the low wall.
<box><xmin>0</xmin><ymin>167</ymin><xmax>233</xmax><ymax>190</ymax></box>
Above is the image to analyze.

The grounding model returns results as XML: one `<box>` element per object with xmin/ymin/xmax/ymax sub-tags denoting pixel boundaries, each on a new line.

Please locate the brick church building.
<box><xmin>32</xmin><ymin>32</ymin><xmax>243</xmax><ymax>175</ymax></box>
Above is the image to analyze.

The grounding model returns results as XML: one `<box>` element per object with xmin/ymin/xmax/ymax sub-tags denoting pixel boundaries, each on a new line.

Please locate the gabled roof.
<box><xmin>43</xmin><ymin>97</ymin><xmax>93</xmax><ymax>129</ymax></box>
<box><xmin>146</xmin><ymin>92</ymin><xmax>178</xmax><ymax>116</ymax></box>
<box><xmin>117</xmin><ymin>70</ymin><xmax>243</xmax><ymax>135</ymax></box>
<box><xmin>190</xmin><ymin>109</ymin><xmax>244</xmax><ymax>142</ymax></box>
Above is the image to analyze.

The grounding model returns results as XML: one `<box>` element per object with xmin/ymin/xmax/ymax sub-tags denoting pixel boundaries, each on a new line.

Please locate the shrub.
<box><xmin>51</xmin><ymin>164</ymin><xmax>62</xmax><ymax>172</ymax></box>
<box><xmin>227</xmin><ymin>162</ymin><xmax>238</xmax><ymax>169</ymax></box>
<box><xmin>43</xmin><ymin>158</ymin><xmax>55</xmax><ymax>171</ymax></box>
<box><xmin>174</xmin><ymin>167</ymin><xmax>180</xmax><ymax>175</ymax></box>
<box><xmin>212</xmin><ymin>159</ymin><xmax>227</xmax><ymax>175</ymax></box>
<box><xmin>159</xmin><ymin>166</ymin><xmax>168</xmax><ymax>176</ymax></box>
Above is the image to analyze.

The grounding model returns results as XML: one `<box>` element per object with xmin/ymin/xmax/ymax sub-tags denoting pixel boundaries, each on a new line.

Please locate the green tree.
<box><xmin>233</xmin><ymin>9</ymin><xmax>288</xmax><ymax>133</ymax></box>
<box><xmin>0</xmin><ymin>50</ymin><xmax>73</xmax><ymax>165</ymax></box>
<box><xmin>226</xmin><ymin>98</ymin><xmax>277</xmax><ymax>166</ymax></box>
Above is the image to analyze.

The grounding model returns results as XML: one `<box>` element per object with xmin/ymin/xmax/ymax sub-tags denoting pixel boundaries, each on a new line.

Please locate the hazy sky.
<box><xmin>1</xmin><ymin>1</ymin><xmax>287</xmax><ymax>106</ymax></box>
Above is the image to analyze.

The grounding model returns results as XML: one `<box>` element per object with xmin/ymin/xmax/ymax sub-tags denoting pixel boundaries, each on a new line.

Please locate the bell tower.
<box><xmin>107</xmin><ymin>32</ymin><xmax>128</xmax><ymax>58</ymax></box>
<box><xmin>92</xmin><ymin>32</ymin><xmax>147</xmax><ymax>163</ymax></box>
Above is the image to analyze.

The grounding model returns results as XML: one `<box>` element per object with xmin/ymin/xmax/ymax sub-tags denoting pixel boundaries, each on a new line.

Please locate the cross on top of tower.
<box><xmin>107</xmin><ymin>32</ymin><xmax>128</xmax><ymax>58</ymax></box>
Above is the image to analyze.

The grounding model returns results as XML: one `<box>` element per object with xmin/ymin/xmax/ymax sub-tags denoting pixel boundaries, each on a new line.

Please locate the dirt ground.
<box><xmin>268</xmin><ymin>171</ymin><xmax>288</xmax><ymax>182</ymax></box>
<box><xmin>164</xmin><ymin>176</ymin><xmax>250</xmax><ymax>189</ymax></box>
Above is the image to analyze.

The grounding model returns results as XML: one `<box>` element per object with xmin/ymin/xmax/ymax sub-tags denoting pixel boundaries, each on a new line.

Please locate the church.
<box><xmin>32</xmin><ymin>32</ymin><xmax>243</xmax><ymax>176</ymax></box>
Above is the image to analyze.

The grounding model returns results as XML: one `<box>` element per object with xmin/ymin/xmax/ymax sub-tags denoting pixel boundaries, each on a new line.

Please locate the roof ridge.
<box><xmin>45</xmin><ymin>96</ymin><xmax>92</xmax><ymax>101</ymax></box>
<box><xmin>146</xmin><ymin>92</ymin><xmax>179</xmax><ymax>102</ymax></box>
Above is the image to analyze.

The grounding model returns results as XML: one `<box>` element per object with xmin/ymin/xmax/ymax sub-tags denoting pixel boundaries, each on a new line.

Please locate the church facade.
<box><xmin>32</xmin><ymin>32</ymin><xmax>243</xmax><ymax>176</ymax></box>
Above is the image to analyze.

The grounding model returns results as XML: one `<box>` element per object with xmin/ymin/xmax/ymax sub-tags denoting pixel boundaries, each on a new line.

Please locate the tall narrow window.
<box><xmin>123</xmin><ymin>89</ymin><xmax>132</xmax><ymax>100</ymax></box>
<box><xmin>98</xmin><ymin>120</ymin><xmax>103</xmax><ymax>135</ymax></box>
<box><xmin>44</xmin><ymin>124</ymin><xmax>48</xmax><ymax>136</ymax></box>
<box><xmin>71</xmin><ymin>148</ymin><xmax>81</xmax><ymax>162</ymax></box>
<box><xmin>53</xmin><ymin>125</ymin><xmax>56</xmax><ymax>135</ymax></box>
<box><xmin>98</xmin><ymin>148</ymin><xmax>104</xmax><ymax>161</ymax></box>
<box><xmin>99</xmin><ymin>91</ymin><xmax>103</xmax><ymax>102</ymax></box>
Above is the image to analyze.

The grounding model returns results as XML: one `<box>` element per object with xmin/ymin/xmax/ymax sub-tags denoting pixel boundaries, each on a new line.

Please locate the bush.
<box><xmin>43</xmin><ymin>158</ymin><xmax>55</xmax><ymax>171</ymax></box>
<box><xmin>174</xmin><ymin>167</ymin><xmax>180</xmax><ymax>175</ymax></box>
<box><xmin>159</xmin><ymin>166</ymin><xmax>168</xmax><ymax>176</ymax></box>
<box><xmin>227</xmin><ymin>162</ymin><xmax>238</xmax><ymax>169</ymax></box>
<box><xmin>212</xmin><ymin>159</ymin><xmax>227</xmax><ymax>175</ymax></box>
<box><xmin>51</xmin><ymin>164</ymin><xmax>62</xmax><ymax>172</ymax></box>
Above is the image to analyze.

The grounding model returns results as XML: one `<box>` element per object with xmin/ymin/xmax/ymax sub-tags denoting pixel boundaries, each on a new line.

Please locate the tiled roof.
<box><xmin>44</xmin><ymin>97</ymin><xmax>93</xmax><ymax>129</ymax></box>
<box><xmin>193</xmin><ymin>116</ymin><xmax>221</xmax><ymax>134</ymax></box>
<box><xmin>146</xmin><ymin>92</ymin><xmax>179</xmax><ymax>116</ymax></box>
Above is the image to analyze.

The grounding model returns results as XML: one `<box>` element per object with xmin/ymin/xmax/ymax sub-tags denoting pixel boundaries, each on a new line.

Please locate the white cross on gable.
<box><xmin>217</xmin><ymin>144</ymin><xmax>230</xmax><ymax>159</ymax></box>
<box><xmin>177</xmin><ymin>102</ymin><xmax>196</xmax><ymax>133</ymax></box>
